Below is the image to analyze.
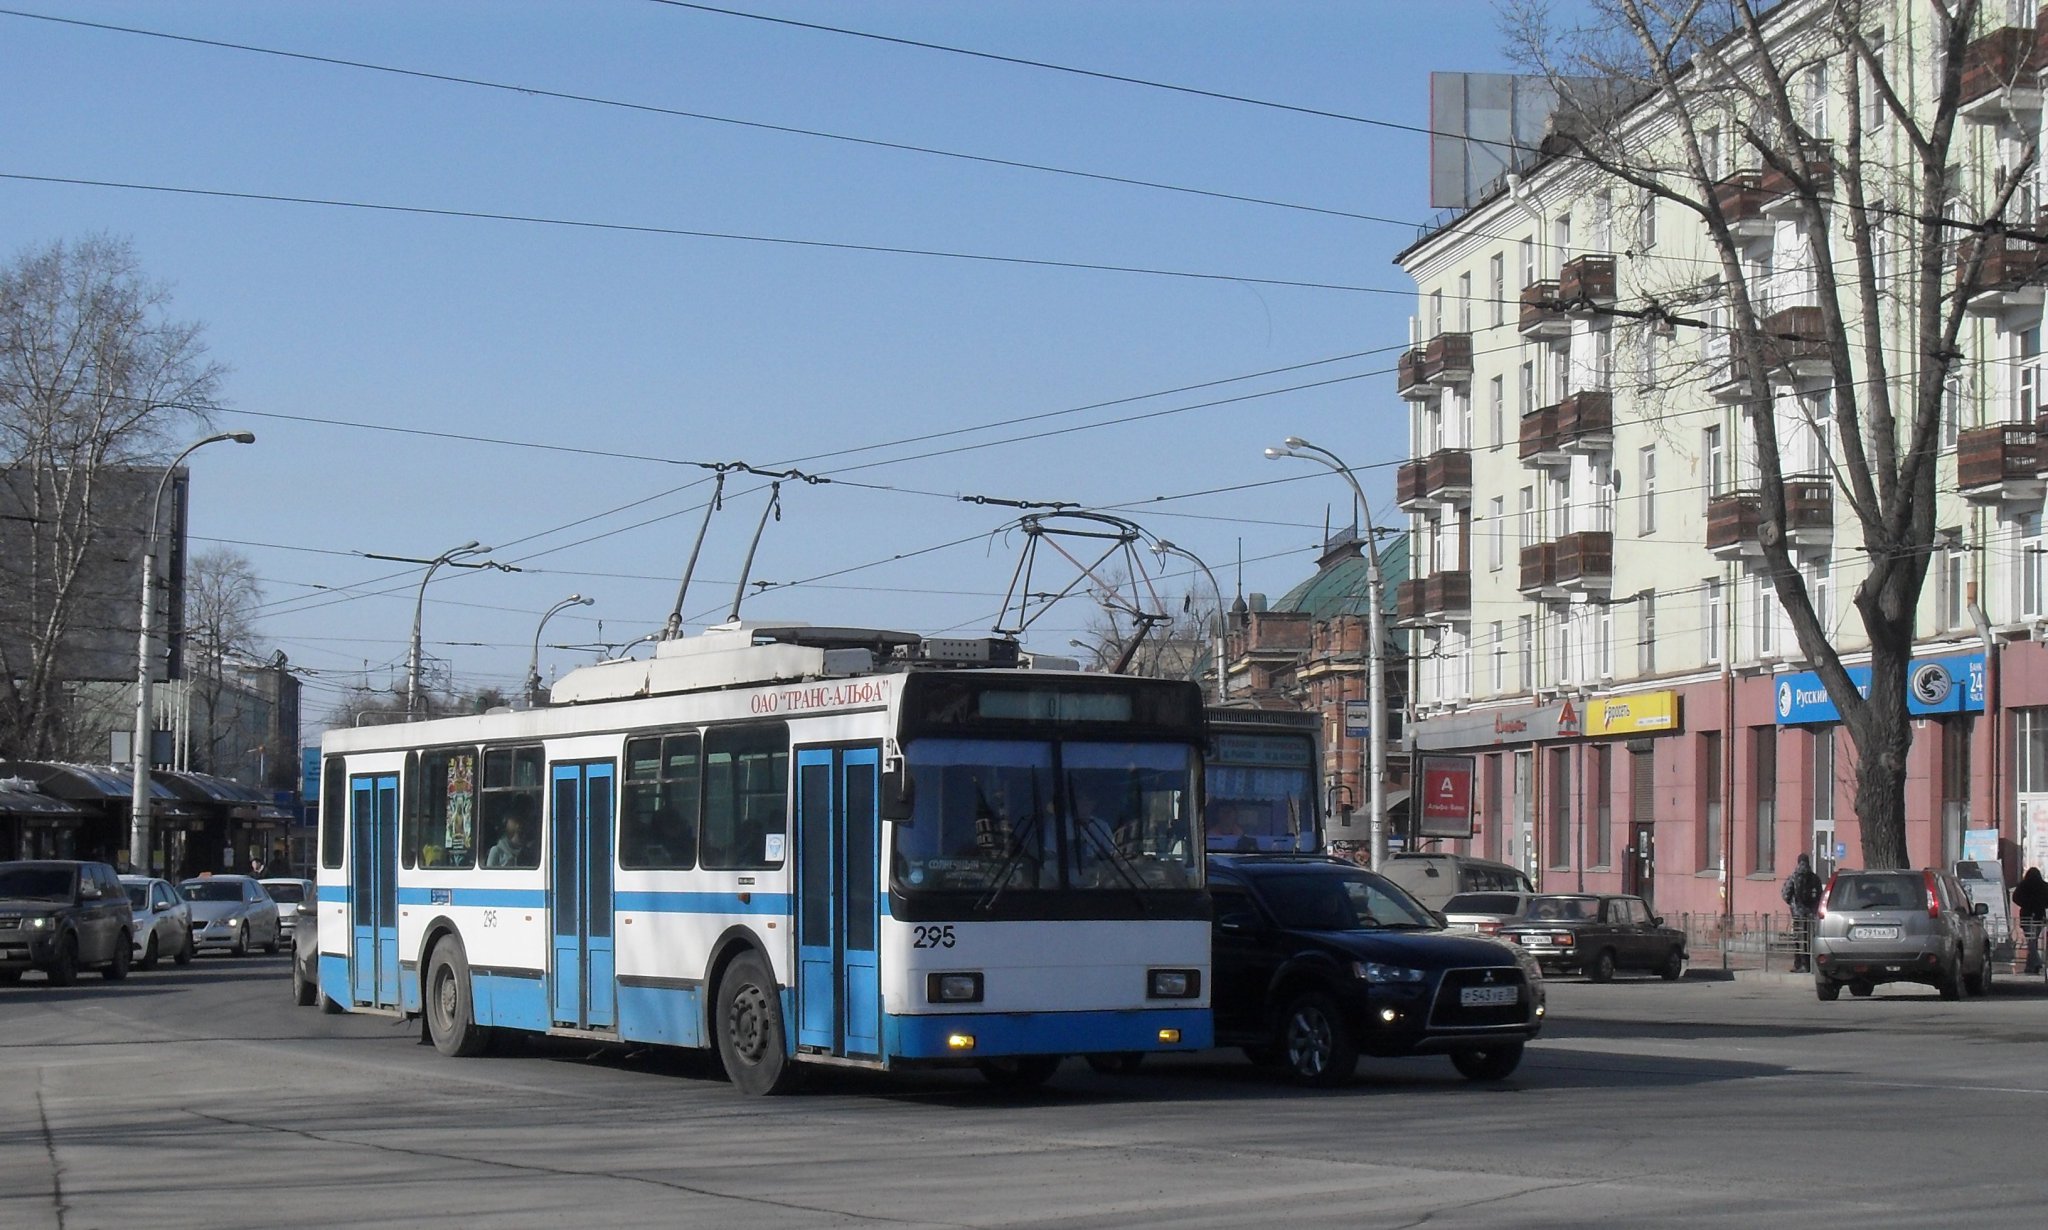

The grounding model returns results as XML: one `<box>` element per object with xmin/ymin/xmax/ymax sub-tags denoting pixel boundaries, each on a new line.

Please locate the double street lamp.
<box><xmin>527</xmin><ymin>593</ymin><xmax>595</xmax><ymax>703</ymax></box>
<box><xmin>1266</xmin><ymin>436</ymin><xmax>1390</xmax><ymax>871</ymax></box>
<box><xmin>129</xmin><ymin>430</ymin><xmax>256</xmax><ymax>874</ymax></box>
<box><xmin>406</xmin><ymin>540</ymin><xmax>488</xmax><ymax>718</ymax></box>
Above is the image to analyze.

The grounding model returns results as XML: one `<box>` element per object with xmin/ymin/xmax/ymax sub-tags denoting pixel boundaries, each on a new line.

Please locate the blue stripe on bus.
<box><xmin>613</xmin><ymin>891</ymin><xmax>792</xmax><ymax>915</ymax></box>
<box><xmin>395</xmin><ymin>887</ymin><xmax>547</xmax><ymax>909</ymax></box>
<box><xmin>883</xmin><ymin>1007</ymin><xmax>1212</xmax><ymax>1060</ymax></box>
<box><xmin>616</xmin><ymin>983</ymin><xmax>705</xmax><ymax>1047</ymax></box>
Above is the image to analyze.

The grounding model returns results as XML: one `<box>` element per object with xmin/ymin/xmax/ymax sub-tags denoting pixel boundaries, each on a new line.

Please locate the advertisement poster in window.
<box><xmin>446</xmin><ymin>752</ymin><xmax>476</xmax><ymax>858</ymax></box>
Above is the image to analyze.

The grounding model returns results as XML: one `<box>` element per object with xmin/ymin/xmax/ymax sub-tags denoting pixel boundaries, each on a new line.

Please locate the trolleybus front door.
<box><xmin>550</xmin><ymin>760</ymin><xmax>617</xmax><ymax>1030</ymax></box>
<box><xmin>349</xmin><ymin>773</ymin><xmax>399</xmax><ymax>1008</ymax></box>
<box><xmin>795</xmin><ymin>745</ymin><xmax>881</xmax><ymax>1058</ymax></box>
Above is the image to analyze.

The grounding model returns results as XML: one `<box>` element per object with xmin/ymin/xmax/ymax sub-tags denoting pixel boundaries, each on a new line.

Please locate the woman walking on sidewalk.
<box><xmin>2015</xmin><ymin>867</ymin><xmax>2048</xmax><ymax>975</ymax></box>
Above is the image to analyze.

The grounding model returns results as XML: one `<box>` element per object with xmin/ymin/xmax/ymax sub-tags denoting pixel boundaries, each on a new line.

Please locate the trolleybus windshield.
<box><xmin>1207</xmin><ymin>731</ymin><xmax>1318</xmax><ymax>853</ymax></box>
<box><xmin>891</xmin><ymin>738</ymin><xmax>1200</xmax><ymax>895</ymax></box>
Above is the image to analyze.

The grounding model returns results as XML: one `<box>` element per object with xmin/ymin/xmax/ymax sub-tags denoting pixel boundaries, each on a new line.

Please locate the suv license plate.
<box><xmin>1460</xmin><ymin>986</ymin><xmax>1519</xmax><ymax>1006</ymax></box>
<box><xmin>1850</xmin><ymin>926</ymin><xmax>1901</xmax><ymax>941</ymax></box>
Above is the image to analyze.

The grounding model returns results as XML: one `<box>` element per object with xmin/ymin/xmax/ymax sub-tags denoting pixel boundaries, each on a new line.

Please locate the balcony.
<box><xmin>1558</xmin><ymin>254</ymin><xmax>1617</xmax><ymax>311</ymax></box>
<box><xmin>1395</xmin><ymin>571</ymin><xmax>1472</xmax><ymax>627</ymax></box>
<box><xmin>1518</xmin><ymin>542</ymin><xmax>1560</xmax><ymax>598</ymax></box>
<box><xmin>1958</xmin><ymin>231</ymin><xmax>2048</xmax><ymax>317</ymax></box>
<box><xmin>1761</xmin><ymin>305</ymin><xmax>1832</xmax><ymax>381</ymax></box>
<box><xmin>1706</xmin><ymin>490</ymin><xmax>1763</xmax><ymax>560</ymax></box>
<box><xmin>1519</xmin><ymin>280</ymin><xmax>1569</xmax><ymax>340</ymax></box>
<box><xmin>1395</xmin><ymin>332</ymin><xmax>1474</xmax><ymax>401</ymax></box>
<box><xmin>1784</xmin><ymin>474</ymin><xmax>1833</xmax><ymax>550</ymax></box>
<box><xmin>1959</xmin><ymin>25</ymin><xmax>2042</xmax><ymax>124</ymax></box>
<box><xmin>1957</xmin><ymin>421</ymin><xmax>2046</xmax><ymax>504</ymax></box>
<box><xmin>1395</xmin><ymin>448</ymin><xmax>1473</xmax><ymax>513</ymax></box>
<box><xmin>1554</xmin><ymin>530</ymin><xmax>1614</xmax><ymax>594</ymax></box>
<box><xmin>1712</xmin><ymin>172</ymin><xmax>1774</xmax><ymax>243</ymax></box>
<box><xmin>1757</xmin><ymin>148</ymin><xmax>1835</xmax><ymax>220</ymax></box>
<box><xmin>1558</xmin><ymin>390</ymin><xmax>1613</xmax><ymax>453</ymax></box>
<box><xmin>1703</xmin><ymin>332</ymin><xmax>1754</xmax><ymax>402</ymax></box>
<box><xmin>1519</xmin><ymin>404</ymin><xmax>1566</xmax><ymax>468</ymax></box>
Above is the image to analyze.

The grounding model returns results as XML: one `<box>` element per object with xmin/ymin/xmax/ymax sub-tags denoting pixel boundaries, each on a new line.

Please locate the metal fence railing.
<box><xmin>1675</xmin><ymin>910</ymin><xmax>2028</xmax><ymax>973</ymax></box>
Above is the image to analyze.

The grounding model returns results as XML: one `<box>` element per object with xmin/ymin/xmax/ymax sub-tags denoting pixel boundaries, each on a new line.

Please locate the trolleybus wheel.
<box><xmin>716</xmin><ymin>952</ymin><xmax>803</xmax><ymax>1095</ymax></box>
<box><xmin>424</xmin><ymin>939</ymin><xmax>492</xmax><ymax>1057</ymax></box>
<box><xmin>977</xmin><ymin>1055</ymin><xmax>1063</xmax><ymax>1089</ymax></box>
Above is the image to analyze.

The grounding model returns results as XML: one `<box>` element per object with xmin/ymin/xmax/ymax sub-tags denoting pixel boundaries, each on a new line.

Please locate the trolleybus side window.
<box><xmin>622</xmin><ymin>733</ymin><xmax>701</xmax><ymax>869</ymax></box>
<box><xmin>410</xmin><ymin>748</ymin><xmax>480</xmax><ymax>869</ymax></box>
<box><xmin>400</xmin><ymin>751</ymin><xmax>419</xmax><ymax>869</ymax></box>
<box><xmin>701</xmin><ymin>723</ymin><xmax>788</xmax><ymax>870</ymax></box>
<box><xmin>321</xmin><ymin>756</ymin><xmax>345</xmax><ymax>869</ymax></box>
<box><xmin>480</xmin><ymin>746</ymin><xmax>543</xmax><ymax>870</ymax></box>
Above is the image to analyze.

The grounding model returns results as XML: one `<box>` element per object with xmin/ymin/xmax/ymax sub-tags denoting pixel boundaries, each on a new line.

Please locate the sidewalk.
<box><xmin>1682</xmin><ymin>962</ymin><xmax>2048</xmax><ymax>991</ymax></box>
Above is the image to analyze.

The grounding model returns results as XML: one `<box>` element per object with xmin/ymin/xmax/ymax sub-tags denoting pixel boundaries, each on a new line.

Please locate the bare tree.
<box><xmin>0</xmin><ymin>235</ymin><xmax>224</xmax><ymax>758</ymax></box>
<box><xmin>185</xmin><ymin>548</ymin><xmax>263</xmax><ymax>773</ymax></box>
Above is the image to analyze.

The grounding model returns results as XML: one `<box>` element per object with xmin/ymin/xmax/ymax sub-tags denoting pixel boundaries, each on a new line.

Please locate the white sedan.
<box><xmin>119</xmin><ymin>875</ymin><xmax>195</xmax><ymax>968</ymax></box>
<box><xmin>178</xmin><ymin>875</ymin><xmax>283</xmax><ymax>956</ymax></box>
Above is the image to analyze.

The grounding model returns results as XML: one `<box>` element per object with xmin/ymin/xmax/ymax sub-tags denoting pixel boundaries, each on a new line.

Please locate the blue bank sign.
<box><xmin>1774</xmin><ymin>652</ymin><xmax>1986</xmax><ymax>725</ymax></box>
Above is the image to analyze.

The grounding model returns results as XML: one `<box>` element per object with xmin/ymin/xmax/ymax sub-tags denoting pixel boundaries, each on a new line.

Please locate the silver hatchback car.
<box><xmin>1811</xmin><ymin>868</ymin><xmax>1992</xmax><ymax>1001</ymax></box>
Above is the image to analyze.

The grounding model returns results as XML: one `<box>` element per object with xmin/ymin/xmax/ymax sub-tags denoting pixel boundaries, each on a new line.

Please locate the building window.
<box><xmin>1458</xmin><ymin>271</ymin><xmax>1472</xmax><ymax>333</ymax></box>
<box><xmin>1639</xmin><ymin>446</ymin><xmax>1658</xmax><ymax>535</ymax></box>
<box><xmin>1490</xmin><ymin>253</ymin><xmax>1505</xmax><ymax>328</ymax></box>
<box><xmin>1488</xmin><ymin>496</ymin><xmax>1505</xmax><ymax>570</ymax></box>
<box><xmin>1597</xmin><ymin>603</ymin><xmax>1614</xmax><ymax>678</ymax></box>
<box><xmin>1701</xmin><ymin>731</ymin><xmax>1724</xmax><ymax>872</ymax></box>
<box><xmin>1752</xmin><ymin>727</ymin><xmax>1777</xmax><ymax>874</ymax></box>
<box><xmin>1590</xmin><ymin>743</ymin><xmax>1613</xmax><ymax>868</ymax></box>
<box><xmin>1519</xmin><ymin>359</ymin><xmax>1535</xmax><ymax>417</ymax></box>
<box><xmin>1704</xmin><ymin>579</ymin><xmax>1724</xmax><ymax>665</ymax></box>
<box><xmin>1553</xmin><ymin>214</ymin><xmax>1573</xmax><ymax>266</ymax></box>
<box><xmin>1491</xmin><ymin>620</ymin><xmax>1505</xmax><ymax>692</ymax></box>
<box><xmin>1490</xmin><ymin>375</ymin><xmax>1505</xmax><ymax>448</ymax></box>
<box><xmin>1591</xmin><ymin>326</ymin><xmax>1613</xmax><ymax>391</ymax></box>
<box><xmin>1521</xmin><ymin>235</ymin><xmax>1536</xmax><ymax>286</ymax></box>
<box><xmin>2019</xmin><ymin>326</ymin><xmax>2042</xmax><ymax>422</ymax></box>
<box><xmin>1592</xmin><ymin>191</ymin><xmax>1612</xmax><ymax>251</ymax></box>
<box><xmin>1941</xmin><ymin>369</ymin><xmax>1964</xmax><ymax>450</ymax></box>
<box><xmin>1638</xmin><ymin>189</ymin><xmax>1657</xmax><ymax>250</ymax></box>
<box><xmin>2019</xmin><ymin>515</ymin><xmax>2044</xmax><ymax>620</ymax></box>
<box><xmin>1457</xmin><ymin>386</ymin><xmax>1473</xmax><ymax>448</ymax></box>
<box><xmin>1702</xmin><ymin>424</ymin><xmax>1725</xmax><ymax>509</ymax></box>
<box><xmin>1810</xmin><ymin>559</ymin><xmax>1832</xmax><ymax>634</ymax></box>
<box><xmin>1863</xmin><ymin>29</ymin><xmax>1886</xmax><ymax>134</ymax></box>
<box><xmin>1430</xmin><ymin>289</ymin><xmax>1443</xmax><ymax>336</ymax></box>
<box><xmin>1940</xmin><ymin>535</ymin><xmax>1965</xmax><ymax>629</ymax></box>
<box><xmin>1940</xmin><ymin>719</ymin><xmax>1970</xmax><ymax>867</ymax></box>
<box><xmin>1639</xmin><ymin>323</ymin><xmax>1660</xmax><ymax>392</ymax></box>
<box><xmin>1518</xmin><ymin>615</ymin><xmax>1534</xmax><ymax>691</ymax></box>
<box><xmin>1519</xmin><ymin>486</ymin><xmax>1535</xmax><ymax>552</ymax></box>
<box><xmin>1547</xmin><ymin>746</ymin><xmax>1573</xmax><ymax>869</ymax></box>
<box><xmin>1638</xmin><ymin>592</ymin><xmax>1657</xmax><ymax>674</ymax></box>
<box><xmin>1755</xmin><ymin>574</ymin><xmax>1778</xmax><ymax>659</ymax></box>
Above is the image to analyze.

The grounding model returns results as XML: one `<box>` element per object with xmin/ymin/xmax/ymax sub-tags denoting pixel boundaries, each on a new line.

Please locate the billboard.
<box><xmin>1417</xmin><ymin>754</ymin><xmax>1476</xmax><ymax>838</ymax></box>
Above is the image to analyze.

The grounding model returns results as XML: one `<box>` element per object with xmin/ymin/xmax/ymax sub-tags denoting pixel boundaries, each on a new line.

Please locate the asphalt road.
<box><xmin>5</xmin><ymin>957</ymin><xmax>2048</xmax><ymax>1230</ymax></box>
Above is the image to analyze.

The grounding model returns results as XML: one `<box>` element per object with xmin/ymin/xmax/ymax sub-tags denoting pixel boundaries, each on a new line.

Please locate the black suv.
<box><xmin>1209</xmin><ymin>854</ymin><xmax>1545</xmax><ymax>1087</ymax></box>
<box><xmin>0</xmin><ymin>860</ymin><xmax>134</xmax><ymax>985</ymax></box>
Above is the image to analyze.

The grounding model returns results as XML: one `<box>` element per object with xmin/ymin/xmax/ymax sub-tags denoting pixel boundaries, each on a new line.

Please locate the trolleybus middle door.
<box><xmin>348</xmin><ymin>773</ymin><xmax>400</xmax><ymax>1009</ymax></box>
<box><xmin>550</xmin><ymin>760</ymin><xmax>617</xmax><ymax>1031</ymax></box>
<box><xmin>795</xmin><ymin>745</ymin><xmax>881</xmax><ymax>1059</ymax></box>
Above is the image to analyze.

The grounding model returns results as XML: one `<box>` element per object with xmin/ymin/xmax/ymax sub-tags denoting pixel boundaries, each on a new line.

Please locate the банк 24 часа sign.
<box><xmin>1774</xmin><ymin>652</ymin><xmax>1985</xmax><ymax>725</ymax></box>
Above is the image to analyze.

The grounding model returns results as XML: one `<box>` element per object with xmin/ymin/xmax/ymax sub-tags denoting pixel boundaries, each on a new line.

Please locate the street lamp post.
<box><xmin>130</xmin><ymin>430</ymin><xmax>256</xmax><ymax>874</ymax></box>
<box><xmin>1266</xmin><ymin>436</ymin><xmax>1390</xmax><ymax>870</ymax></box>
<box><xmin>527</xmin><ymin>593</ymin><xmax>594</xmax><ymax>703</ymax></box>
<box><xmin>406</xmin><ymin>540</ymin><xmax>487</xmax><ymax>718</ymax></box>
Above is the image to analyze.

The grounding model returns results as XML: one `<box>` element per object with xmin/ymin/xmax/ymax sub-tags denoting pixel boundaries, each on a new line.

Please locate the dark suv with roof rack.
<box><xmin>1207</xmin><ymin>853</ymin><xmax>1545</xmax><ymax>1087</ymax></box>
<box><xmin>0</xmin><ymin>860</ymin><xmax>134</xmax><ymax>985</ymax></box>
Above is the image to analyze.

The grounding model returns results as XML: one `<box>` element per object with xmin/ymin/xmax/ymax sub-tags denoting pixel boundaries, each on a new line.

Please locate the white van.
<box><xmin>1381</xmin><ymin>853</ymin><xmax>1533</xmax><ymax>912</ymax></box>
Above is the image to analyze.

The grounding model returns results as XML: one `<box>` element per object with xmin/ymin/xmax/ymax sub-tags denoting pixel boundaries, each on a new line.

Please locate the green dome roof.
<box><xmin>1271</xmin><ymin>534</ymin><xmax>1409</xmax><ymax>621</ymax></box>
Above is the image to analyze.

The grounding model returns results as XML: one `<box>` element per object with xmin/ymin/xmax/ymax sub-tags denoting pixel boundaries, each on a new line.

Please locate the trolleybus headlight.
<box><xmin>1147</xmin><ymin>968</ymin><xmax>1200</xmax><ymax>999</ymax></box>
<box><xmin>927</xmin><ymin>972</ymin><xmax>984</xmax><ymax>1004</ymax></box>
<box><xmin>947</xmin><ymin>1034</ymin><xmax>976</xmax><ymax>1051</ymax></box>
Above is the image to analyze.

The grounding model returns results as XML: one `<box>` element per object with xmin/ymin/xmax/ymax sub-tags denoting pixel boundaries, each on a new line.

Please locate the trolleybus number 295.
<box><xmin>912</xmin><ymin>925</ymin><xmax>957</xmax><ymax>949</ymax></box>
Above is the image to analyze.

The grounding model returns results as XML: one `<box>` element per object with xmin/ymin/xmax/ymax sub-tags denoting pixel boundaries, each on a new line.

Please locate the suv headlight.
<box><xmin>1354</xmin><ymin>961</ymin><xmax>1426</xmax><ymax>984</ymax></box>
<box><xmin>226</xmin><ymin>917</ymin><xmax>242</xmax><ymax>928</ymax></box>
<box><xmin>24</xmin><ymin>916</ymin><xmax>53</xmax><ymax>931</ymax></box>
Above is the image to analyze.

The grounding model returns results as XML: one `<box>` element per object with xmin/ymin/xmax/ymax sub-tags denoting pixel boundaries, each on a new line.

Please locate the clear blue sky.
<box><xmin>0</xmin><ymin>1</ymin><xmax>1534</xmax><ymax>725</ymax></box>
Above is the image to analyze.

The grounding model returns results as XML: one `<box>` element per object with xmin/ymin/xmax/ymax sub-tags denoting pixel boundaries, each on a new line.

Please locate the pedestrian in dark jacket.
<box><xmin>2015</xmin><ymin>867</ymin><xmax>2048</xmax><ymax>974</ymax></box>
<box><xmin>1782</xmin><ymin>854</ymin><xmax>1823</xmax><ymax>972</ymax></box>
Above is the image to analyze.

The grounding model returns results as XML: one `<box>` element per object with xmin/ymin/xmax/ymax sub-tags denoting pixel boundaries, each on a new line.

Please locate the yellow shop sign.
<box><xmin>1585</xmin><ymin>690</ymin><xmax>1680</xmax><ymax>737</ymax></box>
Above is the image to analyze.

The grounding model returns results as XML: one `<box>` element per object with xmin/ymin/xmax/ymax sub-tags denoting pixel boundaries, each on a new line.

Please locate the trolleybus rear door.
<box><xmin>550</xmin><ymin>760</ymin><xmax>617</xmax><ymax>1030</ymax></box>
<box><xmin>348</xmin><ymin>773</ymin><xmax>399</xmax><ymax>1008</ymax></box>
<box><xmin>795</xmin><ymin>745</ymin><xmax>882</xmax><ymax>1058</ymax></box>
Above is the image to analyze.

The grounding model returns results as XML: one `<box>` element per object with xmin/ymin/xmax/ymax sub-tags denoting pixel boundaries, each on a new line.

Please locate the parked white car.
<box><xmin>119</xmin><ymin>875</ymin><xmax>194</xmax><ymax>968</ymax></box>
<box><xmin>178</xmin><ymin>875</ymin><xmax>282</xmax><ymax>956</ymax></box>
<box><xmin>259</xmin><ymin>878</ymin><xmax>314</xmax><ymax>946</ymax></box>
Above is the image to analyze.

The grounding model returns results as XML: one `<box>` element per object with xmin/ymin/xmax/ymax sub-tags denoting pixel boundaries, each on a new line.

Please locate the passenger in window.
<box><xmin>487</xmin><ymin>799</ymin><xmax>536</xmax><ymax>868</ymax></box>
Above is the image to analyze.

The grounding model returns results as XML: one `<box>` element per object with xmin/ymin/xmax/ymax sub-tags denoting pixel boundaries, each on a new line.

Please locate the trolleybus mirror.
<box><xmin>880</xmin><ymin>765</ymin><xmax>915</xmax><ymax>822</ymax></box>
